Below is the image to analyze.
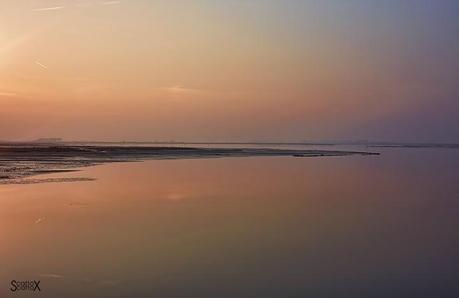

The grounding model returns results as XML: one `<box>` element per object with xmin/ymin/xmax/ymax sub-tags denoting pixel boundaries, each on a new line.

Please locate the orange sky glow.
<box><xmin>1</xmin><ymin>0</ymin><xmax>458</xmax><ymax>142</ymax></box>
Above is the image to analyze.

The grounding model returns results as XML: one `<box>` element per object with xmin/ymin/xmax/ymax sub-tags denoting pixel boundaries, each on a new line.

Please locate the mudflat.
<box><xmin>0</xmin><ymin>144</ymin><xmax>379</xmax><ymax>184</ymax></box>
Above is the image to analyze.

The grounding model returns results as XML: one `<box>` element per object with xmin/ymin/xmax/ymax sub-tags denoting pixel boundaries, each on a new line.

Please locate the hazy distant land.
<box><xmin>0</xmin><ymin>144</ymin><xmax>379</xmax><ymax>184</ymax></box>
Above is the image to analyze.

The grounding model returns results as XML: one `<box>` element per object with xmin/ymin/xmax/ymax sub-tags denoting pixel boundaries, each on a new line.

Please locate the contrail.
<box><xmin>35</xmin><ymin>61</ymin><xmax>48</xmax><ymax>69</ymax></box>
<box><xmin>33</xmin><ymin>6</ymin><xmax>65</xmax><ymax>12</ymax></box>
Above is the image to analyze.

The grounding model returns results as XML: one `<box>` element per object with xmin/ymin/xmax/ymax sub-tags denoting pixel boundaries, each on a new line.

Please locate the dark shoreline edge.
<box><xmin>0</xmin><ymin>145</ymin><xmax>379</xmax><ymax>185</ymax></box>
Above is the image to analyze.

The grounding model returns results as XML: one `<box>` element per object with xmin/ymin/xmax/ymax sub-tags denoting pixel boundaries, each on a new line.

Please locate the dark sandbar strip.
<box><xmin>0</xmin><ymin>145</ymin><xmax>379</xmax><ymax>184</ymax></box>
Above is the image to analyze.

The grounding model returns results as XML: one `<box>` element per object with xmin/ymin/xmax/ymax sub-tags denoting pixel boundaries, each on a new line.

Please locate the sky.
<box><xmin>0</xmin><ymin>0</ymin><xmax>458</xmax><ymax>142</ymax></box>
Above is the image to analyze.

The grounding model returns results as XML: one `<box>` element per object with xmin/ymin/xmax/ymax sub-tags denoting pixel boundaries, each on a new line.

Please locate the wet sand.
<box><xmin>0</xmin><ymin>144</ymin><xmax>379</xmax><ymax>184</ymax></box>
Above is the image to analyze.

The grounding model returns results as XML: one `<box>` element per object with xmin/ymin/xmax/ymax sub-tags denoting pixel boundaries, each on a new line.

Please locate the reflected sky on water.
<box><xmin>1</xmin><ymin>148</ymin><xmax>459</xmax><ymax>297</ymax></box>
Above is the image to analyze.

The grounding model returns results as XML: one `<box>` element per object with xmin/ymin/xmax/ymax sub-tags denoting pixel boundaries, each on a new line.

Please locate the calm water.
<box><xmin>1</xmin><ymin>148</ymin><xmax>459</xmax><ymax>297</ymax></box>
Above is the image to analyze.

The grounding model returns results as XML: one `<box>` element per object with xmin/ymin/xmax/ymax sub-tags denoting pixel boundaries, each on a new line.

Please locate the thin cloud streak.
<box><xmin>32</xmin><ymin>6</ymin><xmax>65</xmax><ymax>12</ymax></box>
<box><xmin>101</xmin><ymin>1</ymin><xmax>121</xmax><ymax>5</ymax></box>
<box><xmin>35</xmin><ymin>217</ymin><xmax>46</xmax><ymax>224</ymax></box>
<box><xmin>39</xmin><ymin>274</ymin><xmax>64</xmax><ymax>279</ymax></box>
<box><xmin>161</xmin><ymin>85</ymin><xmax>201</xmax><ymax>94</ymax></box>
<box><xmin>35</xmin><ymin>61</ymin><xmax>48</xmax><ymax>69</ymax></box>
<box><xmin>0</xmin><ymin>91</ymin><xmax>20</xmax><ymax>97</ymax></box>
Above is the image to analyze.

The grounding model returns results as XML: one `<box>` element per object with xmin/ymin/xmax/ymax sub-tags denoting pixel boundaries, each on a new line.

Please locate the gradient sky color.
<box><xmin>0</xmin><ymin>0</ymin><xmax>458</xmax><ymax>142</ymax></box>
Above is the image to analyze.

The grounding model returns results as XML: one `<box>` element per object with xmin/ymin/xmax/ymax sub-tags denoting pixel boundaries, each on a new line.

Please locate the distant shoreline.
<box><xmin>1</xmin><ymin>141</ymin><xmax>458</xmax><ymax>148</ymax></box>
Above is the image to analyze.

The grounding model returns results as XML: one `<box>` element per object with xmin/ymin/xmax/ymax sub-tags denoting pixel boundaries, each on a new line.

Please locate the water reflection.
<box><xmin>1</xmin><ymin>151</ymin><xmax>459</xmax><ymax>297</ymax></box>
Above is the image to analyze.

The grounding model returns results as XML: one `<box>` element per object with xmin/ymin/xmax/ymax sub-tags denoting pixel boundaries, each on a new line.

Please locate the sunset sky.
<box><xmin>1</xmin><ymin>0</ymin><xmax>458</xmax><ymax>142</ymax></box>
